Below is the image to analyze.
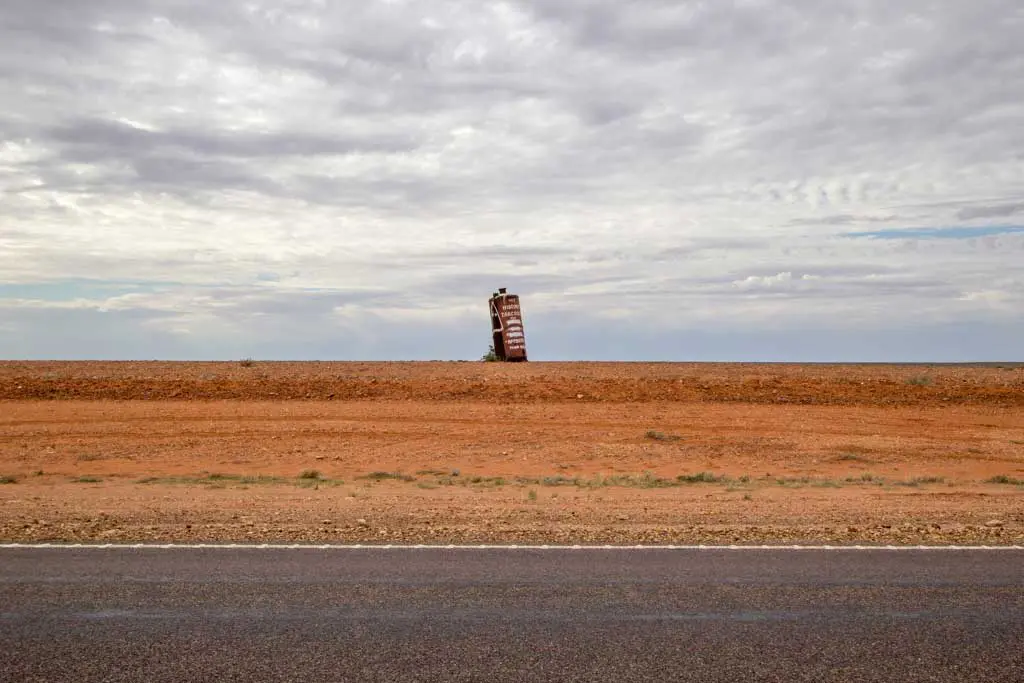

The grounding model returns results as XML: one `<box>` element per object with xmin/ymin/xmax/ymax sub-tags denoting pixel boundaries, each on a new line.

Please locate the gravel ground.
<box><xmin>2</xmin><ymin>362</ymin><xmax>1021</xmax><ymax>546</ymax></box>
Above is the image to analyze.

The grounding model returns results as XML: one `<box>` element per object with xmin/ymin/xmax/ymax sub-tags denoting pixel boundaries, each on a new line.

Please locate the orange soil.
<box><xmin>1</xmin><ymin>362</ymin><xmax>1022</xmax><ymax>545</ymax></box>
<box><xmin>2</xmin><ymin>360</ymin><xmax>1023</xmax><ymax>405</ymax></box>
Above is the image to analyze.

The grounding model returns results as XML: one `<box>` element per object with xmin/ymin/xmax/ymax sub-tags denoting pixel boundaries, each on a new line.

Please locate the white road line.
<box><xmin>0</xmin><ymin>543</ymin><xmax>1022</xmax><ymax>550</ymax></box>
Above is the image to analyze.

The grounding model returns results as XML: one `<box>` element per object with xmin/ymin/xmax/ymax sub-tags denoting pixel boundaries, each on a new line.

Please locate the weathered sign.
<box><xmin>488</xmin><ymin>288</ymin><xmax>528</xmax><ymax>362</ymax></box>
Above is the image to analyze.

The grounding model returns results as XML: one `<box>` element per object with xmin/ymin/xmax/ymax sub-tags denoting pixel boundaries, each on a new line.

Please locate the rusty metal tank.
<box><xmin>488</xmin><ymin>288</ymin><xmax>528</xmax><ymax>361</ymax></box>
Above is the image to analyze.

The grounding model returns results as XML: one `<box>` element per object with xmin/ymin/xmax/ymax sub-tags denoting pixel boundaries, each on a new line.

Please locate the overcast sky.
<box><xmin>1</xmin><ymin>1</ymin><xmax>1022</xmax><ymax>361</ymax></box>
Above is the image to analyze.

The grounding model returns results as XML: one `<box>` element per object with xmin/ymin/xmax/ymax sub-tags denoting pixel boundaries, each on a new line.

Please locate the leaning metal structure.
<box><xmin>488</xmin><ymin>288</ymin><xmax>528</xmax><ymax>362</ymax></box>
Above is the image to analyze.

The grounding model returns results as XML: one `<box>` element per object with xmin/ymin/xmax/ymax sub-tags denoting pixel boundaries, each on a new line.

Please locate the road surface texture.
<box><xmin>1</xmin><ymin>546</ymin><xmax>1022</xmax><ymax>682</ymax></box>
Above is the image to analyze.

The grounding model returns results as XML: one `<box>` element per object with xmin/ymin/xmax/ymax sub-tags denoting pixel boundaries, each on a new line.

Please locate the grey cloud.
<box><xmin>199</xmin><ymin>288</ymin><xmax>392</xmax><ymax>320</ymax></box>
<box><xmin>516</xmin><ymin>0</ymin><xmax>811</xmax><ymax>57</ymax></box>
<box><xmin>22</xmin><ymin>116</ymin><xmax>421</xmax><ymax>199</ymax></box>
<box><xmin>291</xmin><ymin>174</ymin><xmax>464</xmax><ymax>212</ymax></box>
<box><xmin>956</xmin><ymin>203</ymin><xmax>1024</xmax><ymax>220</ymax></box>
<box><xmin>725</xmin><ymin>264</ymin><xmax>901</xmax><ymax>279</ymax></box>
<box><xmin>399</xmin><ymin>244</ymin><xmax>577</xmax><ymax>266</ymax></box>
<box><xmin>789</xmin><ymin>215</ymin><xmax>899</xmax><ymax>227</ymax></box>
<box><xmin>20</xmin><ymin>151</ymin><xmax>279</xmax><ymax>198</ymax></box>
<box><xmin>130</xmin><ymin>156</ymin><xmax>277</xmax><ymax>194</ymax></box>
<box><xmin>12</xmin><ymin>0</ymin><xmax>1015</xmax><ymax>208</ymax></box>
<box><xmin>650</xmin><ymin>238</ymin><xmax>772</xmax><ymax>261</ymax></box>
<box><xmin>47</xmin><ymin>118</ymin><xmax>418</xmax><ymax>160</ymax></box>
<box><xmin>398</xmin><ymin>272</ymin><xmax>580</xmax><ymax>303</ymax></box>
<box><xmin>569</xmin><ymin>268</ymin><xmax>959</xmax><ymax>302</ymax></box>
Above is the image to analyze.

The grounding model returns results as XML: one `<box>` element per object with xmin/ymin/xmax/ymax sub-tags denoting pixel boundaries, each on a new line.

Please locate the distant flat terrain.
<box><xmin>1</xmin><ymin>546</ymin><xmax>1022</xmax><ymax>682</ymax></box>
<box><xmin>2</xmin><ymin>360</ymin><xmax>1023</xmax><ymax>405</ymax></box>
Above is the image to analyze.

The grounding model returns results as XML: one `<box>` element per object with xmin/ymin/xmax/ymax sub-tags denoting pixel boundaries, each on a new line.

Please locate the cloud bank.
<box><xmin>2</xmin><ymin>0</ymin><xmax>1023</xmax><ymax>360</ymax></box>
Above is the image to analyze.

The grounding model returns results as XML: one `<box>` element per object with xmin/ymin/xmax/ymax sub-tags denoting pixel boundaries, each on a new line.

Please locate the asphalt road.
<box><xmin>1</xmin><ymin>547</ymin><xmax>1022</xmax><ymax>682</ymax></box>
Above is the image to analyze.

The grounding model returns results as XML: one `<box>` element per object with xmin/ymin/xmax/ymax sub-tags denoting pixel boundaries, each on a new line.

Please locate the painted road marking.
<box><xmin>1</xmin><ymin>543</ymin><xmax>1022</xmax><ymax>550</ymax></box>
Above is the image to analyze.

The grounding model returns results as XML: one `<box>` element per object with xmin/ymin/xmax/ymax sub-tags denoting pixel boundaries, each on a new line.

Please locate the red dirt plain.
<box><xmin>1</xmin><ymin>361</ymin><xmax>1022</xmax><ymax>545</ymax></box>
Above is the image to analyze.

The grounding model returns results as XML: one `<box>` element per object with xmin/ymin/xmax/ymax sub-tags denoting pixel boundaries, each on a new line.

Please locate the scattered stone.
<box><xmin>356</xmin><ymin>518</ymin><xmax>369</xmax><ymax>528</ymax></box>
<box><xmin>985</xmin><ymin>520</ymin><xmax>1005</xmax><ymax>528</ymax></box>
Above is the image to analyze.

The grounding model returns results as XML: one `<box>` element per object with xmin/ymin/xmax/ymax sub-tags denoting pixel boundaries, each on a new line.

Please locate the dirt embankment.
<box><xmin>1</xmin><ymin>362</ymin><xmax>1022</xmax><ymax>545</ymax></box>
<box><xmin>2</xmin><ymin>361</ymin><xmax>1023</xmax><ymax>406</ymax></box>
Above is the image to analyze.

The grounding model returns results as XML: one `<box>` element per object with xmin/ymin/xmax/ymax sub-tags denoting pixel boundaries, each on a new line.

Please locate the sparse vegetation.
<box><xmin>468</xmin><ymin>475</ymin><xmax>507</xmax><ymax>486</ymax></box>
<box><xmin>676</xmin><ymin>471</ymin><xmax>727</xmax><ymax>484</ymax></box>
<box><xmin>0</xmin><ymin>475</ymin><xmax>17</xmax><ymax>484</ymax></box>
<box><xmin>1</xmin><ymin>466</ymin><xmax>1009</xmax><ymax>541</ymax></box>
<box><xmin>905</xmin><ymin>375</ymin><xmax>933</xmax><ymax>386</ymax></box>
<box><xmin>835</xmin><ymin>453</ymin><xmax>874</xmax><ymax>463</ymax></box>
<box><xmin>601</xmin><ymin>472</ymin><xmax>675</xmax><ymax>488</ymax></box>
<box><xmin>986</xmin><ymin>475</ymin><xmax>1024</xmax><ymax>485</ymax></box>
<box><xmin>135</xmin><ymin>474</ymin><xmax>346</xmax><ymax>487</ymax></box>
<box><xmin>846</xmin><ymin>473</ymin><xmax>882</xmax><ymax>484</ymax></box>
<box><xmin>303</xmin><ymin>470</ymin><xmax>741</xmax><ymax>490</ymax></box>
<box><xmin>72</xmin><ymin>476</ymin><xmax>102</xmax><ymax>483</ymax></box>
<box><xmin>893</xmin><ymin>476</ymin><xmax>945</xmax><ymax>486</ymax></box>
<box><xmin>645</xmin><ymin>430</ymin><xmax>682</xmax><ymax>442</ymax></box>
<box><xmin>776</xmin><ymin>476</ymin><xmax>812</xmax><ymax>487</ymax></box>
<box><xmin>541</xmin><ymin>474</ymin><xmax>577</xmax><ymax>486</ymax></box>
<box><xmin>481</xmin><ymin>345</ymin><xmax>499</xmax><ymax>362</ymax></box>
<box><xmin>118</xmin><ymin>469</ymin><xmax>1009</xmax><ymax>493</ymax></box>
<box><xmin>239</xmin><ymin>358</ymin><xmax>255</xmax><ymax>367</ymax></box>
<box><xmin>358</xmin><ymin>471</ymin><xmax>416</xmax><ymax>482</ymax></box>
<box><xmin>503</xmin><ymin>472</ymin><xmax>724</xmax><ymax>489</ymax></box>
